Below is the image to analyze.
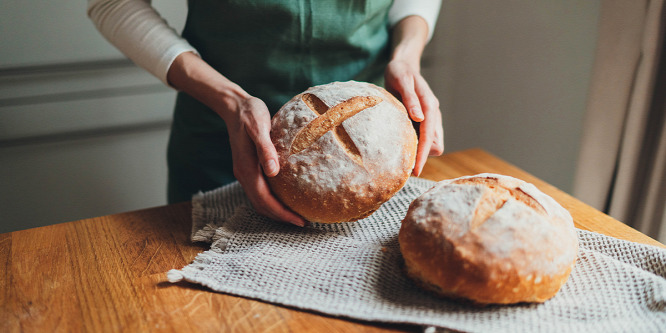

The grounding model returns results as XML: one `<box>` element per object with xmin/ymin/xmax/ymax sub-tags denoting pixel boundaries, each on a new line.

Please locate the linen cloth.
<box><xmin>167</xmin><ymin>178</ymin><xmax>666</xmax><ymax>332</ymax></box>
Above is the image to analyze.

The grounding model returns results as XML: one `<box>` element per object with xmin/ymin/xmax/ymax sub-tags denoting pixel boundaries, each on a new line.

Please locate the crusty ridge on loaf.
<box><xmin>290</xmin><ymin>95</ymin><xmax>382</xmax><ymax>157</ymax></box>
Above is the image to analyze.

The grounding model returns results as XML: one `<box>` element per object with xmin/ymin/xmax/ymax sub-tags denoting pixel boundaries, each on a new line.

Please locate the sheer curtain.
<box><xmin>574</xmin><ymin>0</ymin><xmax>666</xmax><ymax>243</ymax></box>
<box><xmin>574</xmin><ymin>0</ymin><xmax>666</xmax><ymax>242</ymax></box>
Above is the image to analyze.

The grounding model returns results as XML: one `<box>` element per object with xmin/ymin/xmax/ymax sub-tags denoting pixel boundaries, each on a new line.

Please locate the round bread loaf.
<box><xmin>268</xmin><ymin>81</ymin><xmax>417</xmax><ymax>223</ymax></box>
<box><xmin>399</xmin><ymin>173</ymin><xmax>578</xmax><ymax>304</ymax></box>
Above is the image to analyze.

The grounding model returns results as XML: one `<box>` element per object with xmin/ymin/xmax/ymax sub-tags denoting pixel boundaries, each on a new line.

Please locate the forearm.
<box><xmin>390</xmin><ymin>16</ymin><xmax>430</xmax><ymax>71</ymax></box>
<box><xmin>166</xmin><ymin>52</ymin><xmax>249</xmax><ymax>125</ymax></box>
<box><xmin>384</xmin><ymin>14</ymin><xmax>444</xmax><ymax>175</ymax></box>
<box><xmin>168</xmin><ymin>52</ymin><xmax>302</xmax><ymax>225</ymax></box>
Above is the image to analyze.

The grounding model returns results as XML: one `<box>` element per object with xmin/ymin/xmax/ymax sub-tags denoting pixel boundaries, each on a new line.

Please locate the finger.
<box><xmin>414</xmin><ymin>75</ymin><xmax>439</xmax><ymax>114</ymax></box>
<box><xmin>414</xmin><ymin>75</ymin><xmax>444</xmax><ymax>156</ymax></box>
<box><xmin>389</xmin><ymin>68</ymin><xmax>424</xmax><ymax>122</ymax></box>
<box><xmin>430</xmin><ymin>121</ymin><xmax>444</xmax><ymax>156</ymax></box>
<box><xmin>412</xmin><ymin>100</ymin><xmax>441</xmax><ymax>176</ymax></box>
<box><xmin>232</xmin><ymin>140</ymin><xmax>307</xmax><ymax>227</ymax></box>
<box><xmin>240</xmin><ymin>99</ymin><xmax>280</xmax><ymax>177</ymax></box>
<box><xmin>246</xmin><ymin>174</ymin><xmax>308</xmax><ymax>227</ymax></box>
<box><xmin>229</xmin><ymin>114</ymin><xmax>307</xmax><ymax>227</ymax></box>
<box><xmin>412</xmin><ymin>121</ymin><xmax>432</xmax><ymax>177</ymax></box>
<box><xmin>254</xmin><ymin>130</ymin><xmax>280</xmax><ymax>177</ymax></box>
<box><xmin>401</xmin><ymin>78</ymin><xmax>425</xmax><ymax>122</ymax></box>
<box><xmin>422</xmin><ymin>106</ymin><xmax>444</xmax><ymax>156</ymax></box>
<box><xmin>255</xmin><ymin>191</ymin><xmax>308</xmax><ymax>227</ymax></box>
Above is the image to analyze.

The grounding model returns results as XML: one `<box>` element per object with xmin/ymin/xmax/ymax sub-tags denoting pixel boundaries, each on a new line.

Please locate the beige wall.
<box><xmin>0</xmin><ymin>0</ymin><xmax>186</xmax><ymax>232</ymax></box>
<box><xmin>0</xmin><ymin>1</ymin><xmax>600</xmax><ymax>232</ymax></box>
<box><xmin>423</xmin><ymin>0</ymin><xmax>600</xmax><ymax>192</ymax></box>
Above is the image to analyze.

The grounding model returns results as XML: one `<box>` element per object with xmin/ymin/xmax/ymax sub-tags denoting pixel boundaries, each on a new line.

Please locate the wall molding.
<box><xmin>0</xmin><ymin>83</ymin><xmax>167</xmax><ymax>108</ymax></box>
<box><xmin>0</xmin><ymin>58</ymin><xmax>135</xmax><ymax>77</ymax></box>
<box><xmin>0</xmin><ymin>120</ymin><xmax>171</xmax><ymax>148</ymax></box>
<box><xmin>0</xmin><ymin>58</ymin><xmax>176</xmax><ymax>147</ymax></box>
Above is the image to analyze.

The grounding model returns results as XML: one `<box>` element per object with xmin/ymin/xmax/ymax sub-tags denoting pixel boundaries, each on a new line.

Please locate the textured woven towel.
<box><xmin>167</xmin><ymin>178</ymin><xmax>666</xmax><ymax>332</ymax></box>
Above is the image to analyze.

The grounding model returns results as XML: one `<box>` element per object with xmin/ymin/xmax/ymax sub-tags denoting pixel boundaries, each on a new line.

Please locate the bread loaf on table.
<box><xmin>399</xmin><ymin>173</ymin><xmax>578</xmax><ymax>305</ymax></box>
<box><xmin>268</xmin><ymin>81</ymin><xmax>417</xmax><ymax>223</ymax></box>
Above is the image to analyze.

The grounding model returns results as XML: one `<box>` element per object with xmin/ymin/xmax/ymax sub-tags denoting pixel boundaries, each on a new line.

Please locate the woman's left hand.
<box><xmin>385</xmin><ymin>58</ymin><xmax>444</xmax><ymax>176</ymax></box>
<box><xmin>386</xmin><ymin>15</ymin><xmax>444</xmax><ymax>176</ymax></box>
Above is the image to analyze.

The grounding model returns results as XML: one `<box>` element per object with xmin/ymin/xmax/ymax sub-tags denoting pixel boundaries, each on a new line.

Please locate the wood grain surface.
<box><xmin>1</xmin><ymin>148</ymin><xmax>663</xmax><ymax>332</ymax></box>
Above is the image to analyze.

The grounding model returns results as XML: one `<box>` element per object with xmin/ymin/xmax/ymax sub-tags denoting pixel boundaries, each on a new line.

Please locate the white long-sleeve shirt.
<box><xmin>87</xmin><ymin>0</ymin><xmax>442</xmax><ymax>85</ymax></box>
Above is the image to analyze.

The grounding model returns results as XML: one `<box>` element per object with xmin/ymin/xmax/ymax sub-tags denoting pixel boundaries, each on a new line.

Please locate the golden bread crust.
<box><xmin>268</xmin><ymin>81</ymin><xmax>417</xmax><ymax>223</ymax></box>
<box><xmin>399</xmin><ymin>173</ymin><xmax>578</xmax><ymax>304</ymax></box>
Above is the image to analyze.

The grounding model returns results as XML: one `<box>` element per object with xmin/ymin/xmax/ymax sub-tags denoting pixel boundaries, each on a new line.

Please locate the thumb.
<box><xmin>254</xmin><ymin>131</ymin><xmax>280</xmax><ymax>177</ymax></box>
<box><xmin>240</xmin><ymin>98</ymin><xmax>280</xmax><ymax>177</ymax></box>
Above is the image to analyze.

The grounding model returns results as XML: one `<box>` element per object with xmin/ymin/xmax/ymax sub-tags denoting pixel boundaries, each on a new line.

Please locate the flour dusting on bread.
<box><xmin>269</xmin><ymin>81</ymin><xmax>417</xmax><ymax>223</ymax></box>
<box><xmin>399</xmin><ymin>173</ymin><xmax>579</xmax><ymax>304</ymax></box>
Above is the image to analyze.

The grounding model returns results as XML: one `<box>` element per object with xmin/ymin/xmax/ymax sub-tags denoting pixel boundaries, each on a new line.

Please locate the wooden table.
<box><xmin>2</xmin><ymin>148</ymin><xmax>663</xmax><ymax>332</ymax></box>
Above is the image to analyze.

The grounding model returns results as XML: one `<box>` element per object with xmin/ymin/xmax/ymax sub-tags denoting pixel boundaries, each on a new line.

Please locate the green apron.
<box><xmin>168</xmin><ymin>0</ymin><xmax>392</xmax><ymax>203</ymax></box>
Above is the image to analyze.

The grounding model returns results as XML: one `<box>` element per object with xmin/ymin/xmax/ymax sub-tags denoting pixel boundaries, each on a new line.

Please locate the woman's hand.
<box><xmin>385</xmin><ymin>59</ymin><xmax>444</xmax><ymax>176</ymax></box>
<box><xmin>225</xmin><ymin>96</ymin><xmax>308</xmax><ymax>227</ymax></box>
<box><xmin>167</xmin><ymin>52</ymin><xmax>307</xmax><ymax>227</ymax></box>
<box><xmin>386</xmin><ymin>15</ymin><xmax>444</xmax><ymax>176</ymax></box>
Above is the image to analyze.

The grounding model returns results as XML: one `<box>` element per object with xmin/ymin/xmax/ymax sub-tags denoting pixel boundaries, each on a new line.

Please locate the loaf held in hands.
<box><xmin>399</xmin><ymin>173</ymin><xmax>579</xmax><ymax>304</ymax></box>
<box><xmin>268</xmin><ymin>81</ymin><xmax>418</xmax><ymax>223</ymax></box>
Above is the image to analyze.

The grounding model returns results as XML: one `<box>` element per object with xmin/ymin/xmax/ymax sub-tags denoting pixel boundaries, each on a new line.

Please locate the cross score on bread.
<box><xmin>399</xmin><ymin>173</ymin><xmax>578</xmax><ymax>304</ymax></box>
<box><xmin>453</xmin><ymin>177</ymin><xmax>548</xmax><ymax>230</ymax></box>
<box><xmin>290</xmin><ymin>94</ymin><xmax>383</xmax><ymax>166</ymax></box>
<box><xmin>268</xmin><ymin>81</ymin><xmax>417</xmax><ymax>224</ymax></box>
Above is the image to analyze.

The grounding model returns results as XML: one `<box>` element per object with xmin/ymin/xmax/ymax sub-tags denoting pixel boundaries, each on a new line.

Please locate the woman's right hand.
<box><xmin>225</xmin><ymin>95</ymin><xmax>308</xmax><ymax>227</ymax></box>
<box><xmin>167</xmin><ymin>52</ymin><xmax>307</xmax><ymax>227</ymax></box>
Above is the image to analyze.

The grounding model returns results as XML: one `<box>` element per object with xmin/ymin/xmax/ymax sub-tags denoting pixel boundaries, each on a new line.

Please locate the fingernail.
<box><xmin>265</xmin><ymin>159</ymin><xmax>278</xmax><ymax>175</ymax></box>
<box><xmin>293</xmin><ymin>219</ymin><xmax>308</xmax><ymax>227</ymax></box>
<box><xmin>413</xmin><ymin>108</ymin><xmax>424</xmax><ymax>121</ymax></box>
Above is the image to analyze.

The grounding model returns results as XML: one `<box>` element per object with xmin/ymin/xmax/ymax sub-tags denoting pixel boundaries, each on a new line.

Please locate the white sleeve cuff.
<box><xmin>388</xmin><ymin>0</ymin><xmax>442</xmax><ymax>41</ymax></box>
<box><xmin>87</xmin><ymin>0</ymin><xmax>198</xmax><ymax>86</ymax></box>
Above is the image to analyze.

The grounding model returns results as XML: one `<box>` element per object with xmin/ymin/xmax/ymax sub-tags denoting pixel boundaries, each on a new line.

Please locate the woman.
<box><xmin>88</xmin><ymin>0</ymin><xmax>444</xmax><ymax>227</ymax></box>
